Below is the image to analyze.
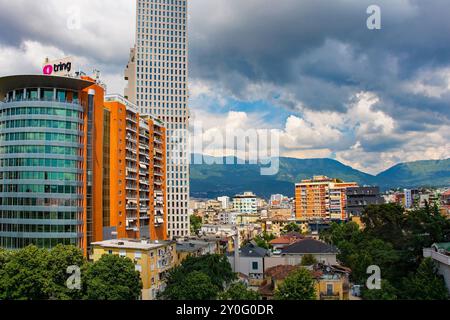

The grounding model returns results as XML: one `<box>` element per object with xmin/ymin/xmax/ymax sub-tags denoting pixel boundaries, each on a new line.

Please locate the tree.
<box><xmin>161</xmin><ymin>271</ymin><xmax>219</xmax><ymax>300</ymax></box>
<box><xmin>0</xmin><ymin>245</ymin><xmax>51</xmax><ymax>300</ymax></box>
<box><xmin>46</xmin><ymin>245</ymin><xmax>86</xmax><ymax>300</ymax></box>
<box><xmin>219</xmin><ymin>282</ymin><xmax>261</xmax><ymax>300</ymax></box>
<box><xmin>401</xmin><ymin>258</ymin><xmax>449</xmax><ymax>300</ymax></box>
<box><xmin>244</xmin><ymin>232</ymin><xmax>276</xmax><ymax>250</ymax></box>
<box><xmin>165</xmin><ymin>254</ymin><xmax>236</xmax><ymax>290</ymax></box>
<box><xmin>282</xmin><ymin>223</ymin><xmax>300</xmax><ymax>234</ymax></box>
<box><xmin>190</xmin><ymin>214</ymin><xmax>203</xmax><ymax>235</ymax></box>
<box><xmin>274</xmin><ymin>268</ymin><xmax>316</xmax><ymax>300</ymax></box>
<box><xmin>84</xmin><ymin>254</ymin><xmax>142</xmax><ymax>300</ymax></box>
<box><xmin>362</xmin><ymin>204</ymin><xmax>406</xmax><ymax>248</ymax></box>
<box><xmin>403</xmin><ymin>205</ymin><xmax>450</xmax><ymax>268</ymax></box>
<box><xmin>300</xmin><ymin>254</ymin><xmax>318</xmax><ymax>266</ymax></box>
<box><xmin>320</xmin><ymin>221</ymin><xmax>362</xmax><ymax>246</ymax></box>
<box><xmin>362</xmin><ymin>280</ymin><xmax>398</xmax><ymax>300</ymax></box>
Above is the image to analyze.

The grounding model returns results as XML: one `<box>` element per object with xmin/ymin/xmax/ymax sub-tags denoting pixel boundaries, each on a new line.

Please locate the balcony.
<box><xmin>320</xmin><ymin>293</ymin><xmax>340</xmax><ymax>300</ymax></box>
<box><xmin>423</xmin><ymin>248</ymin><xmax>450</xmax><ymax>266</ymax></box>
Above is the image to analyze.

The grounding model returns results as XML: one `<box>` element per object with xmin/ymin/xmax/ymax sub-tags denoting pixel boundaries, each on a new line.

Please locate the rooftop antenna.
<box><xmin>93</xmin><ymin>69</ymin><xmax>101</xmax><ymax>82</ymax></box>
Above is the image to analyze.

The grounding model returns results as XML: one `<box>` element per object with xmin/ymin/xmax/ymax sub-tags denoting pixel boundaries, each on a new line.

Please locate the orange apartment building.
<box><xmin>104</xmin><ymin>95</ymin><xmax>167</xmax><ymax>241</ymax></box>
<box><xmin>295</xmin><ymin>176</ymin><xmax>358</xmax><ymax>221</ymax></box>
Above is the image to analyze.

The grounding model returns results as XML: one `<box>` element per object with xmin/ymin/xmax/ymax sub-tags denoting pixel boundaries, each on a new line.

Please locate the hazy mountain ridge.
<box><xmin>190</xmin><ymin>155</ymin><xmax>450</xmax><ymax>199</ymax></box>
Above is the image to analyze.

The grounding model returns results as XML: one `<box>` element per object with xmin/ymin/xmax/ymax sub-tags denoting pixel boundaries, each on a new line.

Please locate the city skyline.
<box><xmin>0</xmin><ymin>0</ymin><xmax>449</xmax><ymax>176</ymax></box>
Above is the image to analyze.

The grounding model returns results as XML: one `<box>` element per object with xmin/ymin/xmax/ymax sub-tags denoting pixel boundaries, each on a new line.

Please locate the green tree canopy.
<box><xmin>84</xmin><ymin>254</ymin><xmax>142</xmax><ymax>300</ymax></box>
<box><xmin>401</xmin><ymin>258</ymin><xmax>449</xmax><ymax>300</ymax></box>
<box><xmin>282</xmin><ymin>223</ymin><xmax>301</xmax><ymax>234</ymax></box>
<box><xmin>242</xmin><ymin>232</ymin><xmax>276</xmax><ymax>250</ymax></box>
<box><xmin>190</xmin><ymin>214</ymin><xmax>203</xmax><ymax>235</ymax></box>
<box><xmin>160</xmin><ymin>271</ymin><xmax>219</xmax><ymax>300</ymax></box>
<box><xmin>362</xmin><ymin>280</ymin><xmax>398</xmax><ymax>300</ymax></box>
<box><xmin>165</xmin><ymin>254</ymin><xmax>235</xmax><ymax>291</ymax></box>
<box><xmin>300</xmin><ymin>254</ymin><xmax>318</xmax><ymax>266</ymax></box>
<box><xmin>219</xmin><ymin>282</ymin><xmax>261</xmax><ymax>300</ymax></box>
<box><xmin>320</xmin><ymin>203</ymin><xmax>450</xmax><ymax>299</ymax></box>
<box><xmin>46</xmin><ymin>244</ymin><xmax>86</xmax><ymax>300</ymax></box>
<box><xmin>274</xmin><ymin>267</ymin><xmax>316</xmax><ymax>300</ymax></box>
<box><xmin>0</xmin><ymin>245</ymin><xmax>51</xmax><ymax>300</ymax></box>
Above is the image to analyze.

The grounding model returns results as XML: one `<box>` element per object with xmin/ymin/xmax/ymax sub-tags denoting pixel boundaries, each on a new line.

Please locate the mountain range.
<box><xmin>190</xmin><ymin>155</ymin><xmax>450</xmax><ymax>199</ymax></box>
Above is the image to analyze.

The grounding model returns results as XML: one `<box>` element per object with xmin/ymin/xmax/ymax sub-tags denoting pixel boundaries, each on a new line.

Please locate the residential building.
<box><xmin>265</xmin><ymin>238</ymin><xmax>339</xmax><ymax>270</ymax></box>
<box><xmin>218</xmin><ymin>211</ymin><xmax>239</xmax><ymax>225</ymax></box>
<box><xmin>423</xmin><ymin>243</ymin><xmax>450</xmax><ymax>294</ymax></box>
<box><xmin>269</xmin><ymin>232</ymin><xmax>304</xmax><ymax>251</ymax></box>
<box><xmin>345</xmin><ymin>187</ymin><xmax>384</xmax><ymax>218</ymax></box>
<box><xmin>176</xmin><ymin>238</ymin><xmax>218</xmax><ymax>265</ymax></box>
<box><xmin>103</xmin><ymin>95</ymin><xmax>167</xmax><ymax>241</ymax></box>
<box><xmin>261</xmin><ymin>217</ymin><xmax>307</xmax><ymax>237</ymax></box>
<box><xmin>270</xmin><ymin>194</ymin><xmax>284</xmax><ymax>207</ymax></box>
<box><xmin>259</xmin><ymin>264</ymin><xmax>350</xmax><ymax>300</ymax></box>
<box><xmin>200</xmin><ymin>224</ymin><xmax>235</xmax><ymax>237</ymax></box>
<box><xmin>125</xmin><ymin>0</ymin><xmax>190</xmax><ymax>238</ymax></box>
<box><xmin>0</xmin><ymin>74</ymin><xmax>105</xmax><ymax>255</ymax></box>
<box><xmin>404</xmin><ymin>189</ymin><xmax>413</xmax><ymax>209</ymax></box>
<box><xmin>420</xmin><ymin>192</ymin><xmax>440</xmax><ymax>208</ymax></box>
<box><xmin>91</xmin><ymin>238</ymin><xmax>176</xmax><ymax>300</ymax></box>
<box><xmin>441</xmin><ymin>190</ymin><xmax>450</xmax><ymax>217</ymax></box>
<box><xmin>228</xmin><ymin>242</ymin><xmax>268</xmax><ymax>286</ymax></box>
<box><xmin>236</xmin><ymin>213</ymin><xmax>260</xmax><ymax>225</ymax></box>
<box><xmin>259</xmin><ymin>265</ymin><xmax>298</xmax><ymax>299</ymax></box>
<box><xmin>295</xmin><ymin>176</ymin><xmax>358</xmax><ymax>221</ymax></box>
<box><xmin>217</xmin><ymin>196</ymin><xmax>231</xmax><ymax>210</ymax></box>
<box><xmin>314</xmin><ymin>264</ymin><xmax>351</xmax><ymax>300</ymax></box>
<box><xmin>268</xmin><ymin>207</ymin><xmax>293</xmax><ymax>220</ymax></box>
<box><xmin>233</xmin><ymin>192</ymin><xmax>258</xmax><ymax>214</ymax></box>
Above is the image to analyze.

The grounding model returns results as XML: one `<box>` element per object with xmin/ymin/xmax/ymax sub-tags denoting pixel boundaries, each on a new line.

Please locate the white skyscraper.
<box><xmin>125</xmin><ymin>0</ymin><xmax>190</xmax><ymax>238</ymax></box>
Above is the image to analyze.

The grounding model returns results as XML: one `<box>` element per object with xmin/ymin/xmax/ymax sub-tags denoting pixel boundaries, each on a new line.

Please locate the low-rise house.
<box><xmin>269</xmin><ymin>232</ymin><xmax>304</xmax><ymax>251</ymax></box>
<box><xmin>176</xmin><ymin>239</ymin><xmax>218</xmax><ymax>265</ymax></box>
<box><xmin>91</xmin><ymin>239</ymin><xmax>177</xmax><ymax>300</ymax></box>
<box><xmin>259</xmin><ymin>264</ymin><xmax>350</xmax><ymax>300</ymax></box>
<box><xmin>313</xmin><ymin>264</ymin><xmax>351</xmax><ymax>300</ymax></box>
<box><xmin>236</xmin><ymin>214</ymin><xmax>261</xmax><ymax>225</ymax></box>
<box><xmin>423</xmin><ymin>243</ymin><xmax>450</xmax><ymax>294</ymax></box>
<box><xmin>227</xmin><ymin>242</ymin><xmax>268</xmax><ymax>286</ymax></box>
<box><xmin>265</xmin><ymin>238</ymin><xmax>339</xmax><ymax>270</ymax></box>
<box><xmin>261</xmin><ymin>217</ymin><xmax>306</xmax><ymax>237</ymax></box>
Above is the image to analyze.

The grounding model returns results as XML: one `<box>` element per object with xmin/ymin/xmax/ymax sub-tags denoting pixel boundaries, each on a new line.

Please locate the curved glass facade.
<box><xmin>0</xmin><ymin>88</ymin><xmax>84</xmax><ymax>249</ymax></box>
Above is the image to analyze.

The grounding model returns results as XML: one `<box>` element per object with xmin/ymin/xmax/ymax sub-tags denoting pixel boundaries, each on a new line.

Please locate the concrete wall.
<box><xmin>424</xmin><ymin>248</ymin><xmax>450</xmax><ymax>294</ymax></box>
<box><xmin>228</xmin><ymin>256</ymin><xmax>265</xmax><ymax>278</ymax></box>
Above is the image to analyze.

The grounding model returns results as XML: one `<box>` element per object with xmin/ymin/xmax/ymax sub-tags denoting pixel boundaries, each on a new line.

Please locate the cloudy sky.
<box><xmin>0</xmin><ymin>0</ymin><xmax>449</xmax><ymax>174</ymax></box>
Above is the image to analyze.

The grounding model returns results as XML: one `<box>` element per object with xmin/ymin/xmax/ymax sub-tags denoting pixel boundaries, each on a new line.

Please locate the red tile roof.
<box><xmin>265</xmin><ymin>265</ymin><xmax>299</xmax><ymax>280</ymax></box>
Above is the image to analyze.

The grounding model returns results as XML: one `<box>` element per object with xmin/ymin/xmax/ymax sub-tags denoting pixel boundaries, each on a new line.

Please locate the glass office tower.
<box><xmin>0</xmin><ymin>75</ymin><xmax>105</xmax><ymax>253</ymax></box>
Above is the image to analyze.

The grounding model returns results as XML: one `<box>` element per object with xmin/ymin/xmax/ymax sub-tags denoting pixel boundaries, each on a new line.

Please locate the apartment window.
<box><xmin>327</xmin><ymin>284</ymin><xmax>334</xmax><ymax>296</ymax></box>
<box><xmin>252</xmin><ymin>261</ymin><xmax>259</xmax><ymax>270</ymax></box>
<box><xmin>119</xmin><ymin>250</ymin><xmax>126</xmax><ymax>257</ymax></box>
<box><xmin>135</xmin><ymin>264</ymin><xmax>142</xmax><ymax>272</ymax></box>
<box><xmin>135</xmin><ymin>251</ymin><xmax>142</xmax><ymax>259</ymax></box>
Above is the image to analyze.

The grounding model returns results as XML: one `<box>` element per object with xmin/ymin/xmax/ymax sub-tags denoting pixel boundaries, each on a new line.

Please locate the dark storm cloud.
<box><xmin>0</xmin><ymin>0</ymin><xmax>134</xmax><ymax>74</ymax></box>
<box><xmin>189</xmin><ymin>0</ymin><xmax>450</xmax><ymax>130</ymax></box>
